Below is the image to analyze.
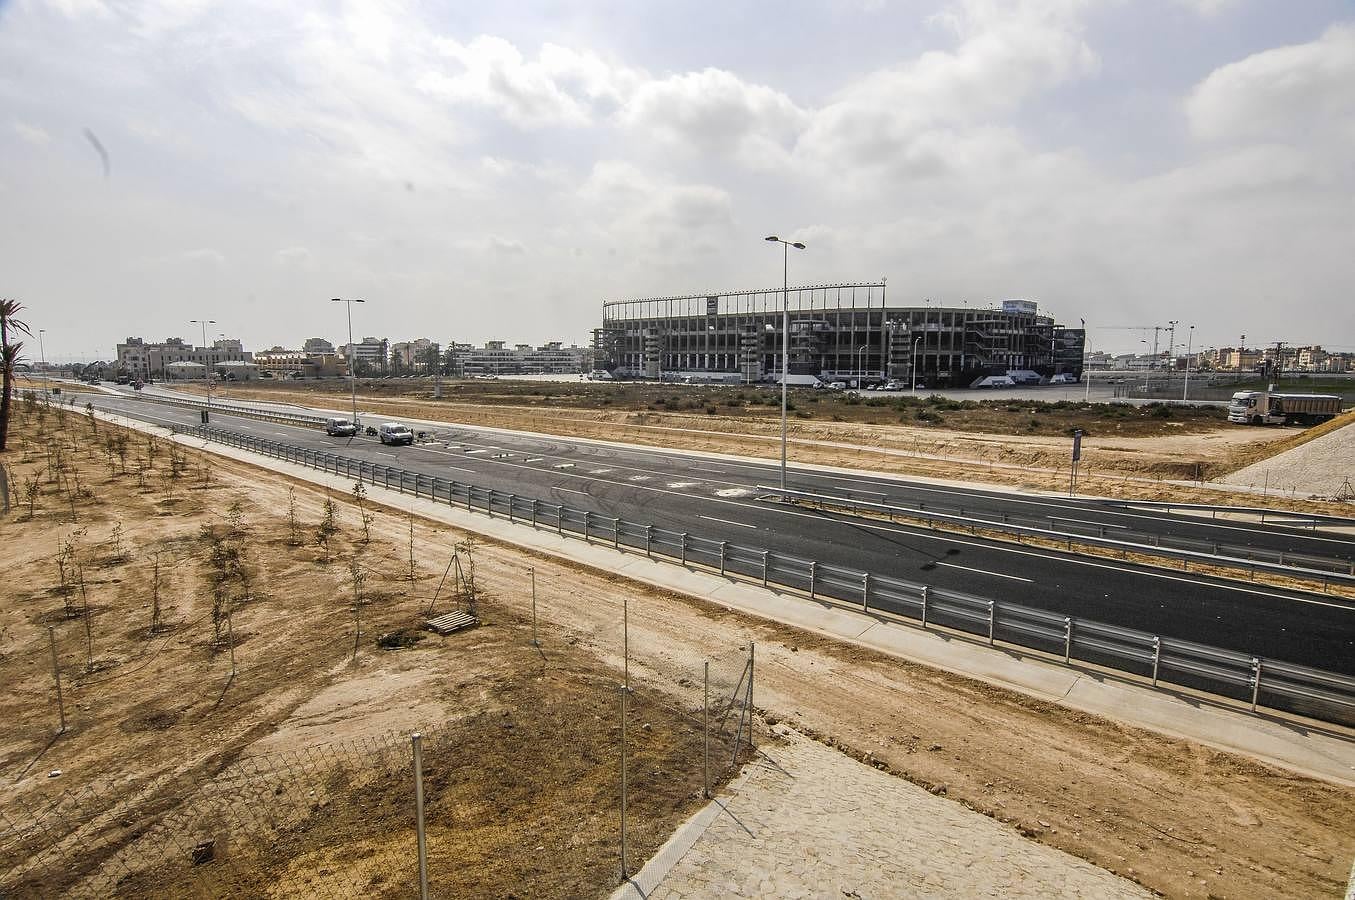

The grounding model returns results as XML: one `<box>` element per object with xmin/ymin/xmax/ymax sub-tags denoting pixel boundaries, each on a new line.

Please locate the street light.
<box><xmin>856</xmin><ymin>345</ymin><xmax>868</xmax><ymax>389</ymax></box>
<box><xmin>764</xmin><ymin>235</ymin><xmax>806</xmax><ymax>492</ymax></box>
<box><xmin>1183</xmin><ymin>325</ymin><xmax>1195</xmax><ymax>401</ymax></box>
<box><xmin>38</xmin><ymin>329</ymin><xmax>48</xmax><ymax>398</ymax></box>
<box><xmin>911</xmin><ymin>336</ymin><xmax>922</xmax><ymax>395</ymax></box>
<box><xmin>331</xmin><ymin>298</ymin><xmax>365</xmax><ymax>429</ymax></box>
<box><xmin>189</xmin><ymin>318</ymin><xmax>216</xmax><ymax>411</ymax></box>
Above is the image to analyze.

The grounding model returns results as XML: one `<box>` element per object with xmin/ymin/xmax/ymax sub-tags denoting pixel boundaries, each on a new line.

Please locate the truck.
<box><xmin>1227</xmin><ymin>389</ymin><xmax>1341</xmax><ymax>426</ymax></box>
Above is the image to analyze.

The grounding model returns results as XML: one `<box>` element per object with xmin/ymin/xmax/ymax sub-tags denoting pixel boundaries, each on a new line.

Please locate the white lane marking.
<box><xmin>716</xmin><ymin>487</ymin><xmax>752</xmax><ymax>498</ymax></box>
<box><xmin>700</xmin><ymin>515</ymin><xmax>757</xmax><ymax>528</ymax></box>
<box><xmin>556</xmin><ymin>487</ymin><xmax>588</xmax><ymax>495</ymax></box>
<box><xmin>935</xmin><ymin>562</ymin><xmax>1034</xmax><ymax>583</ymax></box>
<box><xmin>668</xmin><ymin>481</ymin><xmax>699</xmax><ymax>489</ymax></box>
<box><xmin>1050</xmin><ymin>516</ymin><xmax>1127</xmax><ymax>529</ymax></box>
<box><xmin>525</xmin><ymin>457</ymin><xmax>544</xmax><ymax>463</ymax></box>
<box><xmin>553</xmin><ymin>463</ymin><xmax>575</xmax><ymax>469</ymax></box>
<box><xmin>590</xmin><ymin>468</ymin><xmax>613</xmax><ymax>474</ymax></box>
<box><xmin>109</xmin><ymin>404</ymin><xmax>1352</xmax><ymax>611</ymax></box>
<box><xmin>628</xmin><ymin>475</ymin><xmax>651</xmax><ymax>482</ymax></box>
<box><xmin>464</xmin><ymin>449</ymin><xmax>487</xmax><ymax>454</ymax></box>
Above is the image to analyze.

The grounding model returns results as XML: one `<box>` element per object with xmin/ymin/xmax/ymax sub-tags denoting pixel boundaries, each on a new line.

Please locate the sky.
<box><xmin>2</xmin><ymin>0</ymin><xmax>1353</xmax><ymax>362</ymax></box>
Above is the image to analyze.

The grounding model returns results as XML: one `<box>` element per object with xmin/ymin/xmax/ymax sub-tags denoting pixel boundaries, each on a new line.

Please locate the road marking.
<box><xmin>525</xmin><ymin>457</ymin><xmax>544</xmax><ymax>463</ymax></box>
<box><xmin>464</xmin><ymin>449</ymin><xmax>486</xmax><ymax>454</ymax></box>
<box><xmin>590</xmin><ymin>468</ymin><xmax>613</xmax><ymax>474</ymax></box>
<box><xmin>935</xmin><ymin>562</ymin><xmax>1034</xmax><ymax>583</ymax></box>
<box><xmin>716</xmin><ymin>487</ymin><xmax>752</xmax><ymax>497</ymax></box>
<box><xmin>1050</xmin><ymin>516</ymin><xmax>1127</xmax><ymax>529</ymax></box>
<box><xmin>700</xmin><ymin>515</ymin><xmax>757</xmax><ymax>528</ymax></box>
<box><xmin>553</xmin><ymin>463</ymin><xmax>575</xmax><ymax>469</ymax></box>
<box><xmin>556</xmin><ymin>487</ymin><xmax>588</xmax><ymax>495</ymax></box>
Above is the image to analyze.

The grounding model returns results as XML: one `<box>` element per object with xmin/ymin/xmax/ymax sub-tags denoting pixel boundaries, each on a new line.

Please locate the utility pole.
<box><xmin>1271</xmin><ymin>341</ymin><xmax>1286</xmax><ymax>384</ymax></box>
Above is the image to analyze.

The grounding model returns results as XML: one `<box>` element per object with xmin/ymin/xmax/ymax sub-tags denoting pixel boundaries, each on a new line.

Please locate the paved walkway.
<box><xmin>614</xmin><ymin>726</ymin><xmax>1152</xmax><ymax>900</ymax></box>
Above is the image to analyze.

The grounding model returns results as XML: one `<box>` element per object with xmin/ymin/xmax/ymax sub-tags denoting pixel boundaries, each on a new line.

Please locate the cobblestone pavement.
<box><xmin>629</xmin><ymin>726</ymin><xmax>1153</xmax><ymax>899</ymax></box>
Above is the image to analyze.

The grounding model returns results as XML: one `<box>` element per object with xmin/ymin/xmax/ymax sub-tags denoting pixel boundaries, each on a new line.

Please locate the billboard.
<box><xmin>706</xmin><ymin>296</ymin><xmax>719</xmax><ymax>316</ymax></box>
<box><xmin>1002</xmin><ymin>299</ymin><xmax>1038</xmax><ymax>316</ymax></box>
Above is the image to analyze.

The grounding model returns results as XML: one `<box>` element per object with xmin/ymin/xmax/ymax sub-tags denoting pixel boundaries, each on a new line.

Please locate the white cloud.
<box><xmin>622</xmin><ymin>68</ymin><xmax>808</xmax><ymax>165</ymax></box>
<box><xmin>1187</xmin><ymin>23</ymin><xmax>1355</xmax><ymax>144</ymax></box>
<box><xmin>274</xmin><ymin>246</ymin><xmax>310</xmax><ymax>265</ymax></box>
<box><xmin>13</xmin><ymin>121</ymin><xmax>51</xmax><ymax>145</ymax></box>
<box><xmin>180</xmin><ymin>248</ymin><xmax>226</xmax><ymax>265</ymax></box>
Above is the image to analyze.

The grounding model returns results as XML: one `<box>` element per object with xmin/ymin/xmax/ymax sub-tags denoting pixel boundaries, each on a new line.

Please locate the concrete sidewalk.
<box><xmin>612</xmin><ymin>726</ymin><xmax>1154</xmax><ymax>900</ymax></box>
<box><xmin>94</xmin><ymin>409</ymin><xmax>1355</xmax><ymax>787</ymax></box>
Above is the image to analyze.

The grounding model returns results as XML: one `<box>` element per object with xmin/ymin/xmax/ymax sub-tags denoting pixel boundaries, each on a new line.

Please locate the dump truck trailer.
<box><xmin>1227</xmin><ymin>389</ymin><xmax>1341</xmax><ymax>426</ymax></box>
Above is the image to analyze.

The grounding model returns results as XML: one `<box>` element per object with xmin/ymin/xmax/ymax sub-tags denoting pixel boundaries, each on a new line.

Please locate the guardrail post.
<box><xmin>719</xmin><ymin>541</ymin><xmax>727</xmax><ymax>575</ymax></box>
<box><xmin>532</xmin><ymin>499</ymin><xmax>539</xmax><ymax>528</ymax></box>
<box><xmin>808</xmin><ymin>561</ymin><xmax>816</xmax><ymax>598</ymax></box>
<box><xmin>557</xmin><ymin>506</ymin><xmax>563</xmax><ymax>534</ymax></box>
<box><xmin>487</xmin><ymin>489</ymin><xmax>495</xmax><ymax>518</ymax></box>
<box><xmin>466</xmin><ymin>486</ymin><xmax>473</xmax><ymax>513</ymax></box>
<box><xmin>1063</xmin><ymin>617</ymin><xmax>1072</xmax><ymax>663</ymax></box>
<box><xmin>583</xmin><ymin>510</ymin><xmax>591</xmax><ymax>542</ymax></box>
<box><xmin>646</xmin><ymin>525</ymin><xmax>653</xmax><ymax>557</ymax></box>
<box><xmin>614</xmin><ymin>517</ymin><xmax>620</xmax><ymax>549</ymax></box>
<box><xmin>861</xmin><ymin>573</ymin><xmax>870</xmax><ymax>611</ymax></box>
<box><xmin>680</xmin><ymin>533</ymin><xmax>688</xmax><ymax>566</ymax></box>
<box><xmin>987</xmin><ymin>600</ymin><xmax>995</xmax><ymax>645</ymax></box>
<box><xmin>762</xmin><ymin>551</ymin><xmax>769</xmax><ymax>587</ymax></box>
<box><xmin>1151</xmin><ymin>636</ymin><xmax>1161</xmax><ymax>686</ymax></box>
<box><xmin>920</xmin><ymin>586</ymin><xmax>929</xmax><ymax>628</ymax></box>
<box><xmin>507</xmin><ymin>493</ymin><xmax>515</xmax><ymax>522</ymax></box>
<box><xmin>1250</xmin><ymin>658</ymin><xmax>1262</xmax><ymax>712</ymax></box>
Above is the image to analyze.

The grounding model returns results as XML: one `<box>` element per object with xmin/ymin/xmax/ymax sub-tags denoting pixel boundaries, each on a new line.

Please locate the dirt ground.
<box><xmin>190</xmin><ymin>380</ymin><xmax>1355</xmax><ymax>512</ymax></box>
<box><xmin>4</xmin><ymin>402</ymin><xmax>1353</xmax><ymax>900</ymax></box>
<box><xmin>0</xmin><ymin>402</ymin><xmax>739</xmax><ymax>898</ymax></box>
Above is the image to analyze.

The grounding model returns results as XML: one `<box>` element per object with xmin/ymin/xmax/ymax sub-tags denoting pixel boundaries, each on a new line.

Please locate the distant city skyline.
<box><xmin>4</xmin><ymin>1</ymin><xmax>1352</xmax><ymax>361</ymax></box>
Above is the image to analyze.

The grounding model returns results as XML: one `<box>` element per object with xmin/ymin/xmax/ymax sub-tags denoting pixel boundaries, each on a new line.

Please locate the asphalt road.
<box><xmin>83</xmin><ymin>389</ymin><xmax>1355</xmax><ymax>674</ymax></box>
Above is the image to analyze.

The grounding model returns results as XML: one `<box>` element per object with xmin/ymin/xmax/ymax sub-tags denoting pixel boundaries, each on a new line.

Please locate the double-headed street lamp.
<box><xmin>331</xmin><ymin>297</ymin><xmax>365</xmax><ymax>429</ymax></box>
<box><xmin>764</xmin><ymin>235</ymin><xmax>806</xmax><ymax>492</ymax></box>
<box><xmin>911</xmin><ymin>336</ymin><xmax>922</xmax><ymax>395</ymax></box>
<box><xmin>189</xmin><ymin>318</ymin><xmax>216</xmax><ymax>411</ymax></box>
<box><xmin>38</xmin><ymin>329</ymin><xmax>48</xmax><ymax>398</ymax></box>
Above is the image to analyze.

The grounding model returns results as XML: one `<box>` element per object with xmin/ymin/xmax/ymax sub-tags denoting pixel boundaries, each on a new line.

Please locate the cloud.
<box><xmin>274</xmin><ymin>246</ymin><xmax>310</xmax><ymax>265</ymax></box>
<box><xmin>796</xmin><ymin>0</ymin><xmax>1098</xmax><ymax>177</ymax></box>
<box><xmin>180</xmin><ymin>248</ymin><xmax>226</xmax><ymax>265</ymax></box>
<box><xmin>622</xmin><ymin>68</ymin><xmax>808</xmax><ymax>165</ymax></box>
<box><xmin>485</xmin><ymin>235</ymin><xmax>527</xmax><ymax>256</ymax></box>
<box><xmin>13</xmin><ymin>121</ymin><xmax>51</xmax><ymax>145</ymax></box>
<box><xmin>1186</xmin><ymin>23</ymin><xmax>1355</xmax><ymax>144</ymax></box>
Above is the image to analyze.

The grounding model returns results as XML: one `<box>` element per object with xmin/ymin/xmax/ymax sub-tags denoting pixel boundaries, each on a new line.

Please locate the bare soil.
<box><xmin>4</xmin><ymin>401</ymin><xmax>1352</xmax><ymax>900</ymax></box>
<box><xmin>0</xmin><ymin>402</ymin><xmax>734</xmax><ymax>898</ymax></box>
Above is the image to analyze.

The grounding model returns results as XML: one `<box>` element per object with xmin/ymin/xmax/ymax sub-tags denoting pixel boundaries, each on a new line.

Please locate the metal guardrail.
<box><xmin>1092</xmin><ymin>499</ymin><xmax>1355</xmax><ymax>529</ymax></box>
<box><xmin>165</xmin><ymin>422</ymin><xmax>1355</xmax><ymax>728</ymax></box>
<box><xmin>131</xmin><ymin>392</ymin><xmax>330</xmax><ymax>427</ymax></box>
<box><xmin>757</xmin><ymin>486</ymin><xmax>1355</xmax><ymax>591</ymax></box>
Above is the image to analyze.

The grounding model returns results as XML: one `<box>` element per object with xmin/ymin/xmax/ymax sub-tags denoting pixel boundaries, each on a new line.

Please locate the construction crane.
<box><xmin>1100</xmin><ymin>325</ymin><xmax>1168</xmax><ymax>368</ymax></box>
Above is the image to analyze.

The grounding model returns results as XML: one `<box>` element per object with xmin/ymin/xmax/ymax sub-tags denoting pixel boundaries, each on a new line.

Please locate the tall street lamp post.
<box><xmin>189</xmin><ymin>318</ymin><xmax>216</xmax><ymax>412</ymax></box>
<box><xmin>911</xmin><ymin>336</ymin><xmax>922</xmax><ymax>395</ymax></box>
<box><xmin>764</xmin><ymin>236</ymin><xmax>806</xmax><ymax>493</ymax></box>
<box><xmin>1183</xmin><ymin>325</ymin><xmax>1195</xmax><ymax>401</ymax></box>
<box><xmin>38</xmin><ymin>329</ymin><xmax>48</xmax><ymax>398</ymax></box>
<box><xmin>331</xmin><ymin>298</ymin><xmax>365</xmax><ymax>429</ymax></box>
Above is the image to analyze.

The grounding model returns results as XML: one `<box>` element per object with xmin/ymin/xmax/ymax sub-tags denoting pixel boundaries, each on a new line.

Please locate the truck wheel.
<box><xmin>1250</xmin><ymin>416</ymin><xmax>1262</xmax><ymax>425</ymax></box>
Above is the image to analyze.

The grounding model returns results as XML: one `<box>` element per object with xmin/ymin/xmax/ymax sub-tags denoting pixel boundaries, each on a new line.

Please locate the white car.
<box><xmin>377</xmin><ymin>422</ymin><xmax>415</xmax><ymax>445</ymax></box>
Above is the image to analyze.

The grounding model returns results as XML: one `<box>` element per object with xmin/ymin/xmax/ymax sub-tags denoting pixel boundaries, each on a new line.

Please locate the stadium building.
<box><xmin>593</xmin><ymin>283</ymin><xmax>1084</xmax><ymax>387</ymax></box>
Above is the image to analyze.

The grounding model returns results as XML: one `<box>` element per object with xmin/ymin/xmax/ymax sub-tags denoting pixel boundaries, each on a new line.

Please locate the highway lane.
<box><xmin>86</xmin><ymin>392</ymin><xmax>1355</xmax><ymax>674</ymax></box>
<box><xmin>132</xmin><ymin>386</ymin><xmax>1355</xmax><ymax>565</ymax></box>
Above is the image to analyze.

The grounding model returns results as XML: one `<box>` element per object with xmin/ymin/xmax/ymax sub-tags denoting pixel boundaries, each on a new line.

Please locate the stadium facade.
<box><xmin>593</xmin><ymin>283</ymin><xmax>1084</xmax><ymax>387</ymax></box>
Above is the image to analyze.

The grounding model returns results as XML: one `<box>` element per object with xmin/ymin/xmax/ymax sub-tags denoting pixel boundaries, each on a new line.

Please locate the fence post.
<box><xmin>719</xmin><ymin>541</ymin><xmax>727</xmax><ymax>576</ymax></box>
<box><xmin>583</xmin><ymin>511</ymin><xmax>591</xmax><ymax>542</ymax></box>
<box><xmin>1063</xmin><ymin>617</ymin><xmax>1072</xmax><ymax>663</ymax></box>
<box><xmin>530</xmin><ymin>567</ymin><xmax>538</xmax><ymax>648</ymax></box>
<box><xmin>862</xmin><ymin>573</ymin><xmax>870</xmax><ymax>612</ymax></box>
<box><xmin>619</xmin><ymin>683</ymin><xmax>629</xmax><ymax>881</ymax></box>
<box><xmin>762</xmin><ymin>551</ymin><xmax>769</xmax><ymax>587</ymax></box>
<box><xmin>48</xmin><ymin>626</ymin><xmax>66</xmax><ymax>734</ymax></box>
<box><xmin>614</xmin><ymin>517</ymin><xmax>620</xmax><ymax>550</ymax></box>
<box><xmin>987</xmin><ymin>600</ymin><xmax>995</xmax><ymax>645</ymax></box>
<box><xmin>412</xmin><ymin>732</ymin><xmax>430</xmax><ymax>900</ymax></box>
<box><xmin>702</xmin><ymin>661</ymin><xmax>710</xmax><ymax>799</ymax></box>
<box><xmin>1250</xmin><ymin>657</ymin><xmax>1262</xmax><ymax>712</ymax></box>
<box><xmin>1151</xmin><ymin>636</ymin><xmax>1161</xmax><ymax>686</ymax></box>
<box><xmin>920</xmin><ymin>585</ymin><xmax>929</xmax><ymax>628</ymax></box>
<box><xmin>746</xmin><ymin>641</ymin><xmax>755</xmax><ymax>752</ymax></box>
<box><xmin>680</xmin><ymin>533</ymin><xmax>688</xmax><ymax>566</ymax></box>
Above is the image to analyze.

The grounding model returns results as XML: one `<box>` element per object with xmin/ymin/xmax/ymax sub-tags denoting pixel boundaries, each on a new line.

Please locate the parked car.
<box><xmin>377</xmin><ymin>422</ymin><xmax>415</xmax><ymax>445</ymax></box>
<box><xmin>325</xmin><ymin>417</ymin><xmax>358</xmax><ymax>437</ymax></box>
<box><xmin>1049</xmin><ymin>373</ymin><xmax>1079</xmax><ymax>384</ymax></box>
